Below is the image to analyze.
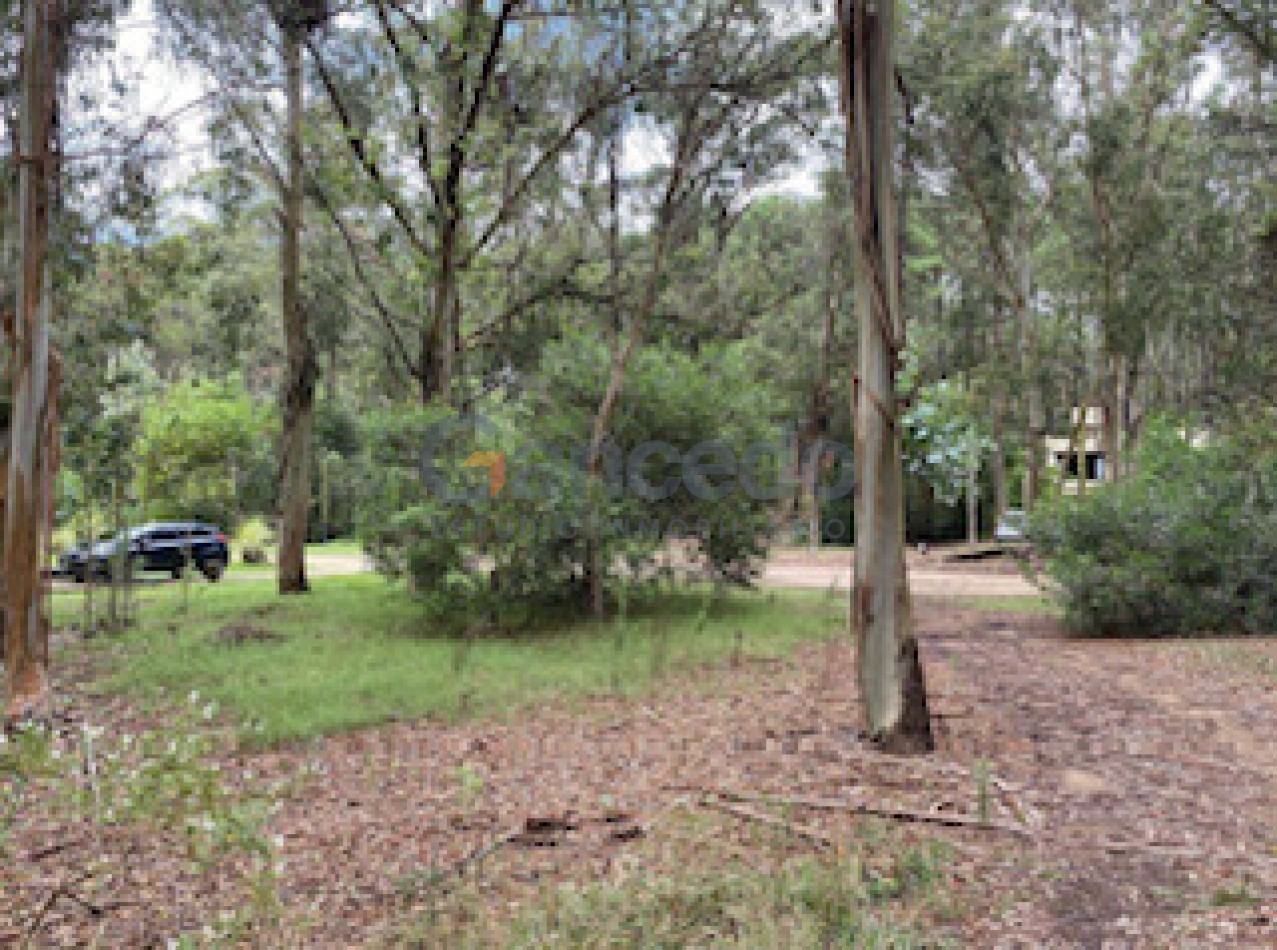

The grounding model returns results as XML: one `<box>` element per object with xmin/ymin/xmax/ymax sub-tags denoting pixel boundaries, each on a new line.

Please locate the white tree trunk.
<box><xmin>839</xmin><ymin>0</ymin><xmax>932</xmax><ymax>753</ymax></box>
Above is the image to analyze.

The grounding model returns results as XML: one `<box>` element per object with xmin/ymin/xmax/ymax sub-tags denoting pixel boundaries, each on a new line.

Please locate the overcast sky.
<box><xmin>95</xmin><ymin>0</ymin><xmax>1226</xmax><ymax>226</ymax></box>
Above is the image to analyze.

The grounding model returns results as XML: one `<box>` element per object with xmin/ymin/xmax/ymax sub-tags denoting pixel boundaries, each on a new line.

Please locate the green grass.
<box><xmin>920</xmin><ymin>594</ymin><xmax>1061</xmax><ymax>616</ymax></box>
<box><xmin>63</xmin><ymin>577</ymin><xmax>847</xmax><ymax>745</ymax></box>
<box><xmin>305</xmin><ymin>539</ymin><xmax>363</xmax><ymax>556</ymax></box>
<box><xmin>399</xmin><ymin>830</ymin><xmax>951</xmax><ymax>948</ymax></box>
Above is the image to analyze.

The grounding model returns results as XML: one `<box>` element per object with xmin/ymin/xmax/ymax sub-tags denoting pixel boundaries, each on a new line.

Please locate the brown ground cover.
<box><xmin>5</xmin><ymin>596</ymin><xmax>1275</xmax><ymax>947</ymax></box>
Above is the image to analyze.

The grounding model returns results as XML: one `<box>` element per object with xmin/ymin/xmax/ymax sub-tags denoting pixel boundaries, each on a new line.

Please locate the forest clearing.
<box><xmin>2</xmin><ymin>0</ymin><xmax>1275</xmax><ymax>946</ymax></box>
<box><xmin>4</xmin><ymin>575</ymin><xmax>1276</xmax><ymax>945</ymax></box>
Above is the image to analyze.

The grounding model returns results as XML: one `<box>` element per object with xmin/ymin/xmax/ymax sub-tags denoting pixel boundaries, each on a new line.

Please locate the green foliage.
<box><xmin>359</xmin><ymin>338</ymin><xmax>784</xmax><ymax>629</ymax></box>
<box><xmin>903</xmin><ymin>378</ymin><xmax>991</xmax><ymax>506</ymax></box>
<box><xmin>1032</xmin><ymin>416</ymin><xmax>1277</xmax><ymax>637</ymax></box>
<box><xmin>135</xmin><ymin>375</ymin><xmax>277</xmax><ymax>529</ymax></box>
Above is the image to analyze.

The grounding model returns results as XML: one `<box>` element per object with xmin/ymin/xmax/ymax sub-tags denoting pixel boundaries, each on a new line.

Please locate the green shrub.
<box><xmin>1031</xmin><ymin>415</ymin><xmax>1277</xmax><ymax>637</ymax></box>
<box><xmin>357</xmin><ymin>338</ymin><xmax>785</xmax><ymax>630</ymax></box>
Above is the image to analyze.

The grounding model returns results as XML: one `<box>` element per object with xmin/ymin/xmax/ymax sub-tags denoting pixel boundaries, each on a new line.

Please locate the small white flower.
<box><xmin>188</xmin><ymin>690</ymin><xmax>200</xmax><ymax>705</ymax></box>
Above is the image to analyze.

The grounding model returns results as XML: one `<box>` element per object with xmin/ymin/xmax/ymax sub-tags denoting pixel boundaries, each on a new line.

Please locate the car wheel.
<box><xmin>170</xmin><ymin>563</ymin><xmax>184</xmax><ymax>580</ymax></box>
<box><xmin>72</xmin><ymin>567</ymin><xmax>85</xmax><ymax>584</ymax></box>
<box><xmin>201</xmin><ymin>558</ymin><xmax>226</xmax><ymax>582</ymax></box>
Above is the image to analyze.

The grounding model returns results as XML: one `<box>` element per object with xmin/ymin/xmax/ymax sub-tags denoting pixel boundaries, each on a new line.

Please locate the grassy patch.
<box><xmin>305</xmin><ymin>539</ymin><xmax>364</xmax><ymax>556</ymax></box>
<box><xmin>399</xmin><ymin>830</ymin><xmax>952</xmax><ymax>948</ymax></box>
<box><xmin>61</xmin><ymin>577</ymin><xmax>846</xmax><ymax>745</ymax></box>
<box><xmin>1186</xmin><ymin>641</ymin><xmax>1277</xmax><ymax>680</ymax></box>
<box><xmin>920</xmin><ymin>595</ymin><xmax>1061</xmax><ymax>617</ymax></box>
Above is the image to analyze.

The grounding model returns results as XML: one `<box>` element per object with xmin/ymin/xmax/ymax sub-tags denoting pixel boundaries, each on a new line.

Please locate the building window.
<box><xmin>1055</xmin><ymin>452</ymin><xmax>1106</xmax><ymax>480</ymax></box>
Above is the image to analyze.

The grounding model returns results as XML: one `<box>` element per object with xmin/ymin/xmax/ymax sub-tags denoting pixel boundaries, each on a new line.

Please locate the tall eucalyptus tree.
<box><xmin>838</xmin><ymin>0</ymin><xmax>933</xmax><ymax>753</ymax></box>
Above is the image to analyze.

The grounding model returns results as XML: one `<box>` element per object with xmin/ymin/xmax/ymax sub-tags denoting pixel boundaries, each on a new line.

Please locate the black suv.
<box><xmin>61</xmin><ymin>522</ymin><xmax>229</xmax><ymax>583</ymax></box>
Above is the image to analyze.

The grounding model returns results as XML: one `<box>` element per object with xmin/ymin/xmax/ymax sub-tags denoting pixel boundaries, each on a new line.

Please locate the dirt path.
<box><xmin>761</xmin><ymin>561</ymin><xmax>1040</xmax><ymax>597</ymax></box>
<box><xmin>8</xmin><ymin>606</ymin><xmax>1275</xmax><ymax>946</ymax></box>
<box><xmin>926</xmin><ymin>611</ymin><xmax>1277</xmax><ymax>945</ymax></box>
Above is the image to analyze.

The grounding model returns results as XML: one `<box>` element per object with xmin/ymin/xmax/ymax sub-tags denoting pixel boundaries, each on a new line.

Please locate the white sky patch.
<box><xmin>97</xmin><ymin>1</ymin><xmax>831</xmax><ymax>229</ymax></box>
<box><xmin>75</xmin><ymin>0</ymin><xmax>215</xmax><ymax>217</ymax></box>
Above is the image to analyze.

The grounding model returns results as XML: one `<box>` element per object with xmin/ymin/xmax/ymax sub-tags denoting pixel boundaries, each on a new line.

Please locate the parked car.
<box><xmin>993</xmin><ymin>508</ymin><xmax>1028</xmax><ymax>543</ymax></box>
<box><xmin>60</xmin><ymin>522</ymin><xmax>229</xmax><ymax>583</ymax></box>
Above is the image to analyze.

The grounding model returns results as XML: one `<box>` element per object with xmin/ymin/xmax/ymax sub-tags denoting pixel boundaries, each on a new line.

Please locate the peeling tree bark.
<box><xmin>838</xmin><ymin>0</ymin><xmax>933</xmax><ymax>754</ymax></box>
<box><xmin>277</xmin><ymin>20</ymin><xmax>316</xmax><ymax>595</ymax></box>
<box><xmin>5</xmin><ymin>0</ymin><xmax>57</xmax><ymax>723</ymax></box>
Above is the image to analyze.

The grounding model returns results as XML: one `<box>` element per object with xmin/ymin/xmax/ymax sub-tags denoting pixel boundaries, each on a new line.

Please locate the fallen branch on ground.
<box><xmin>697</xmin><ymin>795</ymin><xmax>835</xmax><ymax>849</ymax></box>
<box><xmin>699</xmin><ymin>787</ymin><xmax>1033</xmax><ymax>837</ymax></box>
<box><xmin>24</xmin><ymin>868</ymin><xmax>98</xmax><ymax>941</ymax></box>
<box><xmin>450</xmin><ymin>828</ymin><xmax>523</xmax><ymax>876</ymax></box>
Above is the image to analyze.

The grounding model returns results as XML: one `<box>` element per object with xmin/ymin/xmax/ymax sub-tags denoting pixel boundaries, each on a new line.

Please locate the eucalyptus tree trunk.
<box><xmin>838</xmin><ymin>0</ymin><xmax>933</xmax><ymax>754</ymax></box>
<box><xmin>277</xmin><ymin>20</ymin><xmax>316</xmax><ymax>594</ymax></box>
<box><xmin>1101</xmin><ymin>356</ymin><xmax>1119</xmax><ymax>482</ymax></box>
<box><xmin>991</xmin><ymin>401</ymin><xmax>1008</xmax><ymax>524</ymax></box>
<box><xmin>1021</xmin><ymin>251</ymin><xmax>1045</xmax><ymax>510</ymax></box>
<box><xmin>4</xmin><ymin>0</ymin><xmax>57</xmax><ymax>722</ymax></box>
<box><xmin>805</xmin><ymin>299</ymin><xmax>835</xmax><ymax>552</ymax></box>
<box><xmin>966</xmin><ymin>444</ymin><xmax>980</xmax><ymax>544</ymax></box>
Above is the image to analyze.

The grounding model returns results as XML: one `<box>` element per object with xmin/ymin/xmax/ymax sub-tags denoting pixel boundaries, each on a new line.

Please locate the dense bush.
<box><xmin>1031</xmin><ymin>416</ymin><xmax>1277</xmax><ymax>637</ymax></box>
<box><xmin>357</xmin><ymin>338</ymin><xmax>787</xmax><ymax>630</ymax></box>
<box><xmin>134</xmin><ymin>375</ymin><xmax>277</xmax><ymax>529</ymax></box>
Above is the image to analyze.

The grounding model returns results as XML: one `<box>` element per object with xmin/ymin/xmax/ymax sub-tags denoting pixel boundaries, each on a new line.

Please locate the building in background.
<box><xmin>1044</xmin><ymin>407</ymin><xmax>1107</xmax><ymax>495</ymax></box>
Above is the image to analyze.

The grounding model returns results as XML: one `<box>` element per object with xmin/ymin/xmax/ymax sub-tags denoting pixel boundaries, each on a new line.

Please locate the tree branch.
<box><xmin>307</xmin><ymin>37</ymin><xmax>434</xmax><ymax>262</ymax></box>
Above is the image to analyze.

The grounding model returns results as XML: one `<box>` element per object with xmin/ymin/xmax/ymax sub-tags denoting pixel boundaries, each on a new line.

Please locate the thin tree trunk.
<box><xmin>82</xmin><ymin>469</ymin><xmax>94</xmax><ymax>636</ymax></box>
<box><xmin>1015</xmin><ymin>241</ymin><xmax>1046</xmax><ymax>510</ymax></box>
<box><xmin>583</xmin><ymin>221</ymin><xmax>674</xmax><ymax>617</ymax></box>
<box><xmin>838</xmin><ymin>0</ymin><xmax>933</xmax><ymax>754</ymax></box>
<box><xmin>806</xmin><ymin>299</ymin><xmax>835</xmax><ymax>552</ymax></box>
<box><xmin>991</xmin><ymin>402</ymin><xmax>1008</xmax><ymax>524</ymax></box>
<box><xmin>1101</xmin><ymin>353</ymin><xmax>1121</xmax><ymax>482</ymax></box>
<box><xmin>583</xmin><ymin>143</ymin><xmax>684</xmax><ymax>617</ymax></box>
<box><xmin>967</xmin><ymin>441</ymin><xmax>980</xmax><ymax>544</ymax></box>
<box><xmin>4</xmin><ymin>0</ymin><xmax>57</xmax><ymax>723</ymax></box>
<box><xmin>1122</xmin><ymin>353</ymin><xmax>1141</xmax><ymax>469</ymax></box>
<box><xmin>277</xmin><ymin>22</ymin><xmax>316</xmax><ymax>595</ymax></box>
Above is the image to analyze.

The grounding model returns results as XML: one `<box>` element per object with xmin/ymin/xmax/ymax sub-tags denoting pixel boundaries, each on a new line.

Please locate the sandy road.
<box><xmin>262</xmin><ymin>549</ymin><xmax>1045</xmax><ymax>598</ymax></box>
<box><xmin>55</xmin><ymin>547</ymin><xmax>1043</xmax><ymax>599</ymax></box>
<box><xmin>759</xmin><ymin>561</ymin><xmax>1040</xmax><ymax>597</ymax></box>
